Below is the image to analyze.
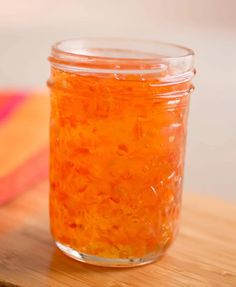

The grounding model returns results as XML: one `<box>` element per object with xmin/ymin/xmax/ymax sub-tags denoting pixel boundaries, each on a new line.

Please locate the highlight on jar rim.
<box><xmin>49</xmin><ymin>38</ymin><xmax>195</xmax><ymax>77</ymax></box>
<box><xmin>48</xmin><ymin>38</ymin><xmax>195</xmax><ymax>267</ymax></box>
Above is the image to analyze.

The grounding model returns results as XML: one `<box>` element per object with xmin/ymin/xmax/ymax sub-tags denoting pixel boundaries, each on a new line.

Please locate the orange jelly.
<box><xmin>48</xmin><ymin>39</ymin><xmax>195</xmax><ymax>266</ymax></box>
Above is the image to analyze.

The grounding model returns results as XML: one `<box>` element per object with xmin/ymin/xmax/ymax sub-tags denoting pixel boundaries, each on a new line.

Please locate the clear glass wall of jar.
<box><xmin>48</xmin><ymin>38</ymin><xmax>195</xmax><ymax>267</ymax></box>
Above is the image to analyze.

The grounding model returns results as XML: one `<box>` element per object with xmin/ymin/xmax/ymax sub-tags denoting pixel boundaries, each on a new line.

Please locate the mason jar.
<box><xmin>48</xmin><ymin>38</ymin><xmax>195</xmax><ymax>267</ymax></box>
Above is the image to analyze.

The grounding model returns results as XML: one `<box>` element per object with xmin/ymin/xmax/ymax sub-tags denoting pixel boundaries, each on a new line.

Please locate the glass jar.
<box><xmin>48</xmin><ymin>38</ymin><xmax>195</xmax><ymax>267</ymax></box>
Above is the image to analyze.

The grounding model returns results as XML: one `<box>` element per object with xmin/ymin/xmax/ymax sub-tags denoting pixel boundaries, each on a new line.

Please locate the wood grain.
<box><xmin>0</xmin><ymin>182</ymin><xmax>235</xmax><ymax>287</ymax></box>
<box><xmin>0</xmin><ymin>94</ymin><xmax>236</xmax><ymax>286</ymax></box>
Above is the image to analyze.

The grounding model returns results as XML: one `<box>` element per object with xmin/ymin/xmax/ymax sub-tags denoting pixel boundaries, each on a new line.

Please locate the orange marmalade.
<box><xmin>48</xmin><ymin>39</ymin><xmax>195</xmax><ymax>266</ymax></box>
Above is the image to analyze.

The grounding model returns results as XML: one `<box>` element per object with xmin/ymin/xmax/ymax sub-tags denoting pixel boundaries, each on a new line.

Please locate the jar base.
<box><xmin>56</xmin><ymin>241</ymin><xmax>161</xmax><ymax>267</ymax></box>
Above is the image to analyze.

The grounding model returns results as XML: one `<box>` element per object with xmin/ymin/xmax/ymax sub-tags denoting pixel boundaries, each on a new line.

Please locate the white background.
<box><xmin>0</xmin><ymin>0</ymin><xmax>236</xmax><ymax>199</ymax></box>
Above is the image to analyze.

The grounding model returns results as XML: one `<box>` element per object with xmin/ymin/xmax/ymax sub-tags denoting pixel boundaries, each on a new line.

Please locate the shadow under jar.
<box><xmin>48</xmin><ymin>38</ymin><xmax>195</xmax><ymax>267</ymax></box>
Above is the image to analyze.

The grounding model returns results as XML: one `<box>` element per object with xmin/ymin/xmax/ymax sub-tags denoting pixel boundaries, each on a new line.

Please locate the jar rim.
<box><xmin>52</xmin><ymin>38</ymin><xmax>194</xmax><ymax>61</ymax></box>
<box><xmin>49</xmin><ymin>38</ymin><xmax>195</xmax><ymax>80</ymax></box>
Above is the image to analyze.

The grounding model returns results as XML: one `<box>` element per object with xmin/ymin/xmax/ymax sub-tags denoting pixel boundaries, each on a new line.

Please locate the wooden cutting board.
<box><xmin>0</xmin><ymin>93</ymin><xmax>236</xmax><ymax>286</ymax></box>
<box><xmin>0</xmin><ymin>182</ymin><xmax>235</xmax><ymax>287</ymax></box>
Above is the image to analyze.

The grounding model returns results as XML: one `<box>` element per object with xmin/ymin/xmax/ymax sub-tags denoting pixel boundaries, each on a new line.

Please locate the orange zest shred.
<box><xmin>49</xmin><ymin>67</ymin><xmax>190</xmax><ymax>259</ymax></box>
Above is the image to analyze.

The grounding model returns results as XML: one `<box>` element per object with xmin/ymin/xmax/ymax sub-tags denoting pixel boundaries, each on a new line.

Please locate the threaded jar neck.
<box><xmin>49</xmin><ymin>38</ymin><xmax>195</xmax><ymax>84</ymax></box>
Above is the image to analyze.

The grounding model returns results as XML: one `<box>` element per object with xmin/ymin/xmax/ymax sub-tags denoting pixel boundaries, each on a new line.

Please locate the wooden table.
<box><xmin>1</xmin><ymin>184</ymin><xmax>236</xmax><ymax>287</ymax></box>
<box><xmin>0</xmin><ymin>94</ymin><xmax>236</xmax><ymax>287</ymax></box>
